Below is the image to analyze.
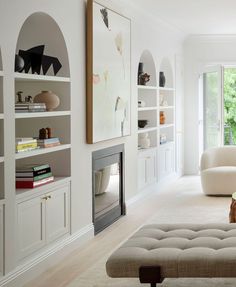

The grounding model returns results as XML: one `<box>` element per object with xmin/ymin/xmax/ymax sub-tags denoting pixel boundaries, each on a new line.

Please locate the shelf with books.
<box><xmin>16</xmin><ymin>176</ymin><xmax>71</xmax><ymax>202</ymax></box>
<box><xmin>14</xmin><ymin>72</ymin><xmax>71</xmax><ymax>83</ymax></box>
<box><xmin>15</xmin><ymin>144</ymin><xmax>71</xmax><ymax>160</ymax></box>
<box><xmin>15</xmin><ymin>111</ymin><xmax>71</xmax><ymax>119</ymax></box>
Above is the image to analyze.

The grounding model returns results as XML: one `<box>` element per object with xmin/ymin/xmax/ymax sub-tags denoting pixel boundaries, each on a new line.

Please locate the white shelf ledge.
<box><xmin>138</xmin><ymin>127</ymin><xmax>157</xmax><ymax>134</ymax></box>
<box><xmin>159</xmin><ymin>87</ymin><xmax>175</xmax><ymax>91</ymax></box>
<box><xmin>0</xmin><ymin>114</ymin><xmax>3</xmax><ymax>119</ymax></box>
<box><xmin>15</xmin><ymin>111</ymin><xmax>71</xmax><ymax>119</ymax></box>
<box><xmin>14</xmin><ymin>72</ymin><xmax>70</xmax><ymax>83</ymax></box>
<box><xmin>0</xmin><ymin>71</ymin><xmax>3</xmax><ymax>77</ymax></box>
<box><xmin>160</xmin><ymin>141</ymin><xmax>174</xmax><ymax>146</ymax></box>
<box><xmin>16</xmin><ymin>176</ymin><xmax>71</xmax><ymax>202</ymax></box>
<box><xmin>137</xmin><ymin>85</ymin><xmax>157</xmax><ymax>90</ymax></box>
<box><xmin>138</xmin><ymin>107</ymin><xmax>157</xmax><ymax>111</ymax></box>
<box><xmin>15</xmin><ymin>144</ymin><xmax>71</xmax><ymax>160</ymax></box>
<box><xmin>159</xmin><ymin>124</ymin><xmax>174</xmax><ymax>129</ymax></box>
<box><xmin>0</xmin><ymin>157</ymin><xmax>4</xmax><ymax>163</ymax></box>
<box><xmin>159</xmin><ymin>106</ymin><xmax>174</xmax><ymax>110</ymax></box>
<box><xmin>138</xmin><ymin>146</ymin><xmax>157</xmax><ymax>153</ymax></box>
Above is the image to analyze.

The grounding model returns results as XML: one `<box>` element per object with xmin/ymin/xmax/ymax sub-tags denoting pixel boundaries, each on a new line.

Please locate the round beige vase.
<box><xmin>34</xmin><ymin>91</ymin><xmax>60</xmax><ymax>111</ymax></box>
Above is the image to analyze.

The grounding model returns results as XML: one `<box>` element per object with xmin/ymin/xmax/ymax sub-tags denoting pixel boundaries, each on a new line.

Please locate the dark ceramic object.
<box><xmin>15</xmin><ymin>55</ymin><xmax>24</xmax><ymax>72</ymax></box>
<box><xmin>159</xmin><ymin>71</ymin><xmax>166</xmax><ymax>87</ymax></box>
<box><xmin>138</xmin><ymin>119</ymin><xmax>148</xmax><ymax>128</ymax></box>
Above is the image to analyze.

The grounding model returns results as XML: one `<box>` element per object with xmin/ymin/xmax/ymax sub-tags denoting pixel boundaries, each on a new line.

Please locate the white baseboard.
<box><xmin>0</xmin><ymin>224</ymin><xmax>94</xmax><ymax>287</ymax></box>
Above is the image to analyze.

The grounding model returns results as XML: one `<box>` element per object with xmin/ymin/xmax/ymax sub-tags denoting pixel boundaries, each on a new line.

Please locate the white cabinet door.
<box><xmin>138</xmin><ymin>149</ymin><xmax>157</xmax><ymax>190</ymax></box>
<box><xmin>46</xmin><ymin>185</ymin><xmax>70</xmax><ymax>244</ymax></box>
<box><xmin>138</xmin><ymin>156</ymin><xmax>146</xmax><ymax>190</ymax></box>
<box><xmin>159</xmin><ymin>143</ymin><xmax>174</xmax><ymax>180</ymax></box>
<box><xmin>17</xmin><ymin>197</ymin><xmax>46</xmax><ymax>260</ymax></box>
<box><xmin>146</xmin><ymin>154</ymin><xmax>156</xmax><ymax>184</ymax></box>
<box><xmin>0</xmin><ymin>205</ymin><xmax>3</xmax><ymax>276</ymax></box>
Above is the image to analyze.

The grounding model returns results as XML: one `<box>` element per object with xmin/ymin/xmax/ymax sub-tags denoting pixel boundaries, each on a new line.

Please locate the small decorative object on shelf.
<box><xmin>138</xmin><ymin>100</ymin><xmax>146</xmax><ymax>108</ymax></box>
<box><xmin>138</xmin><ymin>133</ymin><xmax>151</xmax><ymax>149</ymax></box>
<box><xmin>159</xmin><ymin>71</ymin><xmax>166</xmax><ymax>87</ymax></box>
<box><xmin>15</xmin><ymin>91</ymin><xmax>46</xmax><ymax>112</ymax></box>
<box><xmin>138</xmin><ymin>119</ymin><xmax>148</xmax><ymax>128</ymax></box>
<box><xmin>159</xmin><ymin>94</ymin><xmax>168</xmax><ymax>106</ymax></box>
<box><xmin>38</xmin><ymin>127</ymin><xmax>60</xmax><ymax>148</ymax></box>
<box><xmin>15</xmin><ymin>55</ymin><xmax>24</xmax><ymax>72</ymax></box>
<box><xmin>16</xmin><ymin>163</ymin><xmax>54</xmax><ymax>189</ymax></box>
<box><xmin>34</xmin><ymin>90</ymin><xmax>60</xmax><ymax>111</ymax></box>
<box><xmin>160</xmin><ymin>111</ymin><xmax>165</xmax><ymax>124</ymax></box>
<box><xmin>17</xmin><ymin>45</ymin><xmax>62</xmax><ymax>75</ymax></box>
<box><xmin>138</xmin><ymin>62</ymin><xmax>150</xmax><ymax>85</ymax></box>
<box><xmin>160</xmin><ymin>134</ymin><xmax>167</xmax><ymax>145</ymax></box>
<box><xmin>15</xmin><ymin>137</ymin><xmax>39</xmax><ymax>153</ymax></box>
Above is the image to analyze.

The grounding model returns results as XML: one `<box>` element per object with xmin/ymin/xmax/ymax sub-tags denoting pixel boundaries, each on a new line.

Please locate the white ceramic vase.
<box><xmin>34</xmin><ymin>90</ymin><xmax>60</xmax><ymax>111</ymax></box>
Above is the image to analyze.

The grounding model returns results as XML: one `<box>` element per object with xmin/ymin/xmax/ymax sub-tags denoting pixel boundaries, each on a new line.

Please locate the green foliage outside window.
<box><xmin>224</xmin><ymin>68</ymin><xmax>236</xmax><ymax>145</ymax></box>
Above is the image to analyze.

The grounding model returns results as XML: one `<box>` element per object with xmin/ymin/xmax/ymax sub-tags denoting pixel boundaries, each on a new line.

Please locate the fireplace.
<box><xmin>92</xmin><ymin>144</ymin><xmax>126</xmax><ymax>234</ymax></box>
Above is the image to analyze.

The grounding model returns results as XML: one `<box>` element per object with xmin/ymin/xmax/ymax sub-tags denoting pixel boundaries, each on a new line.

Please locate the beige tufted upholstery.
<box><xmin>106</xmin><ymin>223</ymin><xmax>236</xmax><ymax>279</ymax></box>
<box><xmin>200</xmin><ymin>146</ymin><xmax>236</xmax><ymax>195</ymax></box>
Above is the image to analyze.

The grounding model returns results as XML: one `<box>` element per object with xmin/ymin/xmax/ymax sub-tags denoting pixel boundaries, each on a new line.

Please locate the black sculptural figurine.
<box><xmin>17</xmin><ymin>45</ymin><xmax>62</xmax><ymax>76</ymax></box>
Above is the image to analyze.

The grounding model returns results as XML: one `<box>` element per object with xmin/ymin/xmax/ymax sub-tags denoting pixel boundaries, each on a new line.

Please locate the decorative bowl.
<box><xmin>138</xmin><ymin>119</ymin><xmax>148</xmax><ymax>128</ymax></box>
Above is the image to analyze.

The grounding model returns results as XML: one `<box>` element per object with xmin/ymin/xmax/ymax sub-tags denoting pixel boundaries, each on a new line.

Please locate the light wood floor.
<box><xmin>24</xmin><ymin>184</ymin><xmax>165</xmax><ymax>287</ymax></box>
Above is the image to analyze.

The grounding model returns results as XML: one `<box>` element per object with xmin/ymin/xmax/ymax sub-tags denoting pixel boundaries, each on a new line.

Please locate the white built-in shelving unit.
<box><xmin>0</xmin><ymin>12</ymin><xmax>72</xmax><ymax>279</ymax></box>
<box><xmin>137</xmin><ymin>51</ymin><xmax>176</xmax><ymax>190</ymax></box>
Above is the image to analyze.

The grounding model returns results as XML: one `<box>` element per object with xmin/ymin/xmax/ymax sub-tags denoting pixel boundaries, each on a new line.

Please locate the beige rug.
<box><xmin>68</xmin><ymin>176</ymin><xmax>235</xmax><ymax>287</ymax></box>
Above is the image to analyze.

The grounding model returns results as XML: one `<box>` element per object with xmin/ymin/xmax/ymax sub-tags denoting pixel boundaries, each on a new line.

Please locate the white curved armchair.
<box><xmin>200</xmin><ymin>146</ymin><xmax>236</xmax><ymax>195</ymax></box>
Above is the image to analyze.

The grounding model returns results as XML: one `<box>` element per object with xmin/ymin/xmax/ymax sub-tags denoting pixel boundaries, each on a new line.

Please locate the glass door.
<box><xmin>202</xmin><ymin>66</ymin><xmax>223</xmax><ymax>150</ymax></box>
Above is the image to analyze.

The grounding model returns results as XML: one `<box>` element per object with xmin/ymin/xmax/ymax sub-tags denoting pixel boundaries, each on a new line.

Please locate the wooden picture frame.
<box><xmin>86</xmin><ymin>0</ymin><xmax>131</xmax><ymax>144</ymax></box>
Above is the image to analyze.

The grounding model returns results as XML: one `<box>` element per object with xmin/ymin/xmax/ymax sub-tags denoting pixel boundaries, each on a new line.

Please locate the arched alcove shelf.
<box><xmin>137</xmin><ymin>50</ymin><xmax>158</xmax><ymax>154</ymax></box>
<box><xmin>159</xmin><ymin>58</ymin><xmax>174</xmax><ymax>89</ymax></box>
<box><xmin>14</xmin><ymin>13</ymin><xmax>71</xmax><ymax>199</ymax></box>
<box><xmin>138</xmin><ymin>50</ymin><xmax>157</xmax><ymax>87</ymax></box>
<box><xmin>15</xmin><ymin>12</ymin><xmax>70</xmax><ymax>78</ymax></box>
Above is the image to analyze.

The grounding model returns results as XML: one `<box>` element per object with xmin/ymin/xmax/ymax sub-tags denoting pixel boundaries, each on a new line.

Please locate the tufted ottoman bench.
<box><xmin>106</xmin><ymin>223</ymin><xmax>236</xmax><ymax>286</ymax></box>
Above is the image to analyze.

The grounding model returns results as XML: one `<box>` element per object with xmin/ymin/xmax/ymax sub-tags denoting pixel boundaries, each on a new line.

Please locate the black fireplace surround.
<box><xmin>92</xmin><ymin>144</ymin><xmax>126</xmax><ymax>234</ymax></box>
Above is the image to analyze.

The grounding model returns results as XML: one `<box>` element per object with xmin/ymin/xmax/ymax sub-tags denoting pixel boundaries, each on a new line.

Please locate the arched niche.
<box><xmin>15</xmin><ymin>12</ymin><xmax>70</xmax><ymax>77</ymax></box>
<box><xmin>159</xmin><ymin>58</ymin><xmax>174</xmax><ymax>88</ymax></box>
<box><xmin>138</xmin><ymin>50</ymin><xmax>157</xmax><ymax>86</ymax></box>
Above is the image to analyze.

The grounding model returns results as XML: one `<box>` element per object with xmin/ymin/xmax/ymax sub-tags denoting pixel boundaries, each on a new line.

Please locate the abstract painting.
<box><xmin>87</xmin><ymin>0</ymin><xmax>131</xmax><ymax>143</ymax></box>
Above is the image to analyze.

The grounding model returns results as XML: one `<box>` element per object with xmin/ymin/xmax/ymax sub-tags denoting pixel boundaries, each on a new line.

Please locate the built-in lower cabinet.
<box><xmin>138</xmin><ymin>149</ymin><xmax>157</xmax><ymax>190</ymax></box>
<box><xmin>0</xmin><ymin>204</ymin><xmax>4</xmax><ymax>276</ymax></box>
<box><xmin>17</xmin><ymin>183</ymin><xmax>70</xmax><ymax>260</ymax></box>
<box><xmin>158</xmin><ymin>142</ymin><xmax>174</xmax><ymax>180</ymax></box>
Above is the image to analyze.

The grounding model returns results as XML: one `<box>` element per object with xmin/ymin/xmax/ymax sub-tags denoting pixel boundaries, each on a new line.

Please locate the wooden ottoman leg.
<box><xmin>229</xmin><ymin>197</ymin><xmax>236</xmax><ymax>223</ymax></box>
<box><xmin>139</xmin><ymin>266</ymin><xmax>163</xmax><ymax>287</ymax></box>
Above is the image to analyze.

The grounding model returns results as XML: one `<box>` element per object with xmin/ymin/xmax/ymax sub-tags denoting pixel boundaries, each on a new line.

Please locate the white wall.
<box><xmin>0</xmin><ymin>0</ymin><xmax>184</xmax><ymax>279</ymax></box>
<box><xmin>184</xmin><ymin>35</ymin><xmax>236</xmax><ymax>174</ymax></box>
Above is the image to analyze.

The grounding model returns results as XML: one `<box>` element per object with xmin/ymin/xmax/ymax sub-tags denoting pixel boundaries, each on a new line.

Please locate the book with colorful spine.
<box><xmin>37</xmin><ymin>137</ymin><xmax>61</xmax><ymax>148</ymax></box>
<box><xmin>15</xmin><ymin>138</ymin><xmax>39</xmax><ymax>153</ymax></box>
<box><xmin>16</xmin><ymin>164</ymin><xmax>54</xmax><ymax>189</ymax></box>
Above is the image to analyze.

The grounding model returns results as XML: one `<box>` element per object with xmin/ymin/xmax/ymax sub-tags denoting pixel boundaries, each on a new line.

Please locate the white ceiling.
<box><xmin>130</xmin><ymin>0</ymin><xmax>236</xmax><ymax>35</ymax></box>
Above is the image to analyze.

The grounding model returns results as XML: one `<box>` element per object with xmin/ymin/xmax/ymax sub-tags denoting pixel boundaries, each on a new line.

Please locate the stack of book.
<box><xmin>16</xmin><ymin>164</ymin><xmax>54</xmax><ymax>188</ymax></box>
<box><xmin>37</xmin><ymin>137</ymin><xmax>60</xmax><ymax>148</ymax></box>
<box><xmin>16</xmin><ymin>138</ymin><xmax>39</xmax><ymax>153</ymax></box>
<box><xmin>15</xmin><ymin>103</ymin><xmax>46</xmax><ymax>113</ymax></box>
